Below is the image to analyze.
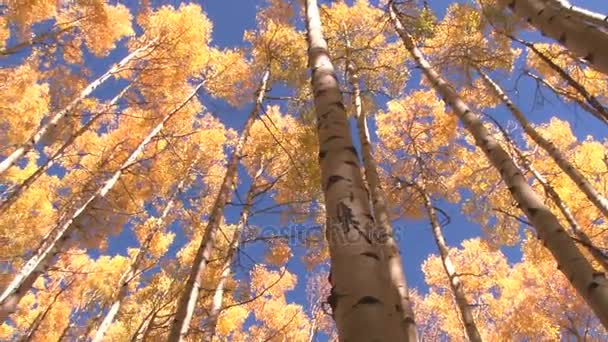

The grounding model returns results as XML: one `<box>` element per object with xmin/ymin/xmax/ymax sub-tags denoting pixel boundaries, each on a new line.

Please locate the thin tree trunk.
<box><xmin>389</xmin><ymin>2</ymin><xmax>608</xmax><ymax>329</ymax></box>
<box><xmin>508</xmin><ymin>35</ymin><xmax>608</xmax><ymax>125</ymax></box>
<box><xmin>304</xmin><ymin>0</ymin><xmax>407</xmax><ymax>340</ymax></box>
<box><xmin>166</xmin><ymin>69</ymin><xmax>270</xmax><ymax>342</ymax></box>
<box><xmin>347</xmin><ymin>61</ymin><xmax>417</xmax><ymax>339</ymax></box>
<box><xmin>0</xmin><ymin>83</ymin><xmax>203</xmax><ymax>323</ymax></box>
<box><xmin>204</xmin><ymin>163</ymin><xmax>263</xmax><ymax>341</ymax></box>
<box><xmin>477</xmin><ymin>68</ymin><xmax>608</xmax><ymax>220</ymax></box>
<box><xmin>91</xmin><ymin>173</ymin><xmax>189</xmax><ymax>342</ymax></box>
<box><xmin>523</xmin><ymin>70</ymin><xmax>608</xmax><ymax>125</ymax></box>
<box><xmin>415</xmin><ymin>182</ymin><xmax>483</xmax><ymax>342</ymax></box>
<box><xmin>498</xmin><ymin>0</ymin><xmax>608</xmax><ymax>74</ymax></box>
<box><xmin>0</xmin><ymin>82</ymin><xmax>132</xmax><ymax>215</ymax></box>
<box><xmin>0</xmin><ymin>41</ymin><xmax>155</xmax><ymax>176</ymax></box>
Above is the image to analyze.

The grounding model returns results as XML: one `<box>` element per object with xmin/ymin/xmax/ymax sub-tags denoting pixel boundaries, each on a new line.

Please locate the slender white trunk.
<box><xmin>347</xmin><ymin>62</ymin><xmax>418</xmax><ymax>339</ymax></box>
<box><xmin>498</xmin><ymin>0</ymin><xmax>608</xmax><ymax>74</ymax></box>
<box><xmin>0</xmin><ymin>83</ymin><xmax>132</xmax><ymax>215</ymax></box>
<box><xmin>304</xmin><ymin>1</ymin><xmax>407</xmax><ymax>340</ymax></box>
<box><xmin>91</xmin><ymin>175</ymin><xmax>187</xmax><ymax>342</ymax></box>
<box><xmin>204</xmin><ymin>164</ymin><xmax>262</xmax><ymax>341</ymax></box>
<box><xmin>167</xmin><ymin>70</ymin><xmax>270</xmax><ymax>342</ymax></box>
<box><xmin>389</xmin><ymin>2</ymin><xmax>608</xmax><ymax>329</ymax></box>
<box><xmin>0</xmin><ymin>41</ymin><xmax>155</xmax><ymax>176</ymax></box>
<box><xmin>478</xmin><ymin>69</ymin><xmax>608</xmax><ymax>220</ymax></box>
<box><xmin>0</xmin><ymin>83</ymin><xmax>203</xmax><ymax>323</ymax></box>
<box><xmin>415</xmin><ymin>182</ymin><xmax>483</xmax><ymax>342</ymax></box>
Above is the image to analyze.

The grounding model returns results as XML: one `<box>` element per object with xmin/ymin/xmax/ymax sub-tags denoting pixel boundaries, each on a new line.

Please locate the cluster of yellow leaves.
<box><xmin>425</xmin><ymin>3</ymin><xmax>520</xmax><ymax>76</ymax></box>
<box><xmin>321</xmin><ymin>0</ymin><xmax>409</xmax><ymax>97</ymax></box>
<box><xmin>417</xmin><ymin>237</ymin><xmax>606</xmax><ymax>340</ymax></box>
<box><xmin>0</xmin><ymin>59</ymin><xmax>50</xmax><ymax>146</ymax></box>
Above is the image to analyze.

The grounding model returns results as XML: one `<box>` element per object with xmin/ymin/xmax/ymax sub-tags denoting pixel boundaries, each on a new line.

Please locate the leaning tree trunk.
<box><xmin>415</xmin><ymin>182</ymin><xmax>483</xmax><ymax>342</ymax></box>
<box><xmin>304</xmin><ymin>0</ymin><xmax>408</xmax><ymax>340</ymax></box>
<box><xmin>346</xmin><ymin>62</ymin><xmax>417</xmax><ymax>339</ymax></box>
<box><xmin>545</xmin><ymin>0</ymin><xmax>608</xmax><ymax>31</ymax></box>
<box><xmin>477</xmin><ymin>69</ymin><xmax>608</xmax><ymax>220</ymax></box>
<box><xmin>0</xmin><ymin>82</ymin><xmax>133</xmax><ymax>215</ymax></box>
<box><xmin>497</xmin><ymin>0</ymin><xmax>608</xmax><ymax>74</ymax></box>
<box><xmin>166</xmin><ymin>69</ymin><xmax>270</xmax><ymax>342</ymax></box>
<box><xmin>204</xmin><ymin>163</ymin><xmax>263</xmax><ymax>341</ymax></box>
<box><xmin>0</xmin><ymin>83</ymin><xmax>203</xmax><ymax>323</ymax></box>
<box><xmin>508</xmin><ymin>35</ymin><xmax>608</xmax><ymax>125</ymax></box>
<box><xmin>91</xmin><ymin>173</ymin><xmax>190</xmax><ymax>342</ymax></box>
<box><xmin>389</xmin><ymin>2</ymin><xmax>608</xmax><ymax>328</ymax></box>
<box><xmin>0</xmin><ymin>40</ymin><xmax>155</xmax><ymax>176</ymax></box>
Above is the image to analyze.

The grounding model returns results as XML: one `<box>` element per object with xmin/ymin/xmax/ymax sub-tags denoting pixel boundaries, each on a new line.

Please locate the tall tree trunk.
<box><xmin>508</xmin><ymin>35</ymin><xmax>608</xmax><ymax>125</ymax></box>
<box><xmin>346</xmin><ymin>62</ymin><xmax>417</xmax><ymax>339</ymax></box>
<box><xmin>389</xmin><ymin>2</ymin><xmax>608</xmax><ymax>329</ymax></box>
<box><xmin>304</xmin><ymin>0</ymin><xmax>408</xmax><ymax>340</ymax></box>
<box><xmin>0</xmin><ymin>41</ymin><xmax>155</xmax><ymax>176</ymax></box>
<box><xmin>204</xmin><ymin>163</ymin><xmax>263</xmax><ymax>341</ymax></box>
<box><xmin>415</xmin><ymin>182</ymin><xmax>483</xmax><ymax>342</ymax></box>
<box><xmin>0</xmin><ymin>82</ymin><xmax>132</xmax><ymax>215</ymax></box>
<box><xmin>497</xmin><ymin>0</ymin><xmax>608</xmax><ymax>74</ymax></box>
<box><xmin>0</xmin><ymin>83</ymin><xmax>203</xmax><ymax>323</ymax></box>
<box><xmin>477</xmin><ymin>68</ymin><xmax>608</xmax><ymax>220</ymax></box>
<box><xmin>91</xmin><ymin>173</ymin><xmax>189</xmax><ymax>342</ymax></box>
<box><xmin>166</xmin><ymin>69</ymin><xmax>270</xmax><ymax>342</ymax></box>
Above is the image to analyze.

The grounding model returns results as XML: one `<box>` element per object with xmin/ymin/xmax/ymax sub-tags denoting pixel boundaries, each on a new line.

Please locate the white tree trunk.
<box><xmin>304</xmin><ymin>1</ymin><xmax>408</xmax><ymax>340</ymax></box>
<box><xmin>166</xmin><ymin>70</ymin><xmax>270</xmax><ymax>342</ymax></box>
<box><xmin>347</xmin><ymin>63</ymin><xmax>418</xmax><ymax>339</ymax></box>
<box><xmin>203</xmin><ymin>164</ymin><xmax>262</xmax><ymax>341</ymax></box>
<box><xmin>389</xmin><ymin>2</ymin><xmax>608</xmax><ymax>329</ymax></box>
<box><xmin>545</xmin><ymin>0</ymin><xmax>608</xmax><ymax>31</ymax></box>
<box><xmin>0</xmin><ymin>83</ymin><xmax>203</xmax><ymax>323</ymax></box>
<box><xmin>416</xmin><ymin>182</ymin><xmax>483</xmax><ymax>342</ymax></box>
<box><xmin>91</xmin><ymin>174</ymin><xmax>187</xmax><ymax>342</ymax></box>
<box><xmin>498</xmin><ymin>0</ymin><xmax>608</xmax><ymax>74</ymax></box>
<box><xmin>0</xmin><ymin>41</ymin><xmax>155</xmax><ymax>176</ymax></box>
<box><xmin>478</xmin><ymin>69</ymin><xmax>608</xmax><ymax>220</ymax></box>
<box><xmin>0</xmin><ymin>83</ymin><xmax>132</xmax><ymax>215</ymax></box>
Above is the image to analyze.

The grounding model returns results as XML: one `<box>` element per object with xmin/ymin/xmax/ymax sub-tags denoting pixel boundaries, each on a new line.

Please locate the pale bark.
<box><xmin>509</xmin><ymin>35</ymin><xmax>608</xmax><ymax>125</ymax></box>
<box><xmin>416</xmin><ymin>182</ymin><xmax>483</xmax><ymax>342</ymax></box>
<box><xmin>0</xmin><ymin>82</ymin><xmax>132</xmax><ymax>215</ymax></box>
<box><xmin>166</xmin><ymin>69</ymin><xmax>270</xmax><ymax>342</ymax></box>
<box><xmin>305</xmin><ymin>0</ymin><xmax>407</xmax><ymax>340</ymax></box>
<box><xmin>347</xmin><ymin>62</ymin><xmax>417</xmax><ymax>339</ymax></box>
<box><xmin>389</xmin><ymin>2</ymin><xmax>608</xmax><ymax>328</ymax></box>
<box><xmin>545</xmin><ymin>0</ymin><xmax>608</xmax><ymax>32</ymax></box>
<box><xmin>0</xmin><ymin>83</ymin><xmax>203</xmax><ymax>323</ymax></box>
<box><xmin>497</xmin><ymin>0</ymin><xmax>608</xmax><ymax>74</ymax></box>
<box><xmin>204</xmin><ymin>163</ymin><xmax>263</xmax><ymax>341</ymax></box>
<box><xmin>0</xmin><ymin>41</ymin><xmax>155</xmax><ymax>176</ymax></box>
<box><xmin>91</xmin><ymin>174</ymin><xmax>188</xmax><ymax>342</ymax></box>
<box><xmin>478</xmin><ymin>68</ymin><xmax>608</xmax><ymax>220</ymax></box>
